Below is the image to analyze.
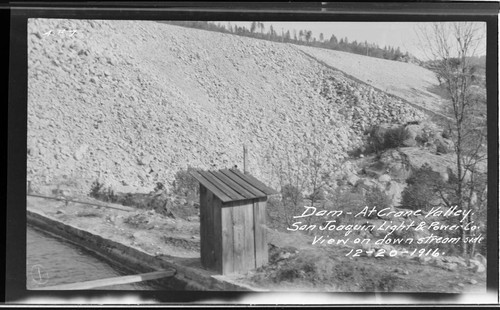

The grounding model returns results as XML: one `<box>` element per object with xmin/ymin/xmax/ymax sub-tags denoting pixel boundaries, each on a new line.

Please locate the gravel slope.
<box><xmin>27</xmin><ymin>19</ymin><xmax>426</xmax><ymax>194</ymax></box>
<box><xmin>296</xmin><ymin>45</ymin><xmax>445</xmax><ymax>114</ymax></box>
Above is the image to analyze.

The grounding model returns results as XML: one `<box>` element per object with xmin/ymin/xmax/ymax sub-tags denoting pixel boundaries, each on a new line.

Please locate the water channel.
<box><xmin>26</xmin><ymin>225</ymin><xmax>160</xmax><ymax>290</ymax></box>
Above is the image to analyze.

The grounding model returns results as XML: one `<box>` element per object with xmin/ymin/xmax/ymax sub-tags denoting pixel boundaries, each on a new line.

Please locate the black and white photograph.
<box><xmin>8</xmin><ymin>2</ymin><xmax>497</xmax><ymax>306</ymax></box>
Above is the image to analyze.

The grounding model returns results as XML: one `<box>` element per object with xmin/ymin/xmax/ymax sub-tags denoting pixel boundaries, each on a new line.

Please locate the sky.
<box><xmin>225</xmin><ymin>22</ymin><xmax>487</xmax><ymax>60</ymax></box>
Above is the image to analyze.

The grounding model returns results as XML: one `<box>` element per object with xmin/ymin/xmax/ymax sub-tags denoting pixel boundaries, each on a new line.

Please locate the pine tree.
<box><xmin>305</xmin><ymin>30</ymin><xmax>312</xmax><ymax>43</ymax></box>
<box><xmin>250</xmin><ymin>21</ymin><xmax>257</xmax><ymax>33</ymax></box>
<box><xmin>329</xmin><ymin>34</ymin><xmax>338</xmax><ymax>46</ymax></box>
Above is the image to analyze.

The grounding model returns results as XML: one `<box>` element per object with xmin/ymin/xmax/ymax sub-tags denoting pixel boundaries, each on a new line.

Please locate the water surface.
<box><xmin>27</xmin><ymin>226</ymin><xmax>159</xmax><ymax>290</ymax></box>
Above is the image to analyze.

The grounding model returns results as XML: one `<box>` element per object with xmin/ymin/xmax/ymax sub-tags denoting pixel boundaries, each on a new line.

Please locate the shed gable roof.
<box><xmin>191</xmin><ymin>169</ymin><xmax>278</xmax><ymax>203</ymax></box>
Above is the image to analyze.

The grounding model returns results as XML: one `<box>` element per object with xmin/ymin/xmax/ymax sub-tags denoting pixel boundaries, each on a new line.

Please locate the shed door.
<box><xmin>221</xmin><ymin>201</ymin><xmax>255</xmax><ymax>274</ymax></box>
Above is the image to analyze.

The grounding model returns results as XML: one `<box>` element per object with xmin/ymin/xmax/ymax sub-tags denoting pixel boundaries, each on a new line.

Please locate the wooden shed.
<box><xmin>190</xmin><ymin>168</ymin><xmax>278</xmax><ymax>275</ymax></box>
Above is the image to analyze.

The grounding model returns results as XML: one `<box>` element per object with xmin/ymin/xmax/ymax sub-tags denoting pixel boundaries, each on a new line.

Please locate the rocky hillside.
<box><xmin>27</xmin><ymin>19</ymin><xmax>428</xmax><ymax>194</ymax></box>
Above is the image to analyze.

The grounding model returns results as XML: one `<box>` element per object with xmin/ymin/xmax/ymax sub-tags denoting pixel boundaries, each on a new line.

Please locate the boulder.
<box><xmin>74</xmin><ymin>144</ymin><xmax>89</xmax><ymax>161</ymax></box>
<box><xmin>402</xmin><ymin>137</ymin><xmax>417</xmax><ymax>147</ymax></box>
<box><xmin>441</xmin><ymin>129</ymin><xmax>452</xmax><ymax>139</ymax></box>
<box><xmin>444</xmin><ymin>263</ymin><xmax>458</xmax><ymax>271</ymax></box>
<box><xmin>469</xmin><ymin>259</ymin><xmax>486</xmax><ymax>273</ymax></box>
<box><xmin>434</xmin><ymin>260</ymin><xmax>458</xmax><ymax>271</ymax></box>
<box><xmin>398</xmin><ymin>147</ymin><xmax>459</xmax><ymax>180</ymax></box>
<box><xmin>346</xmin><ymin>173</ymin><xmax>360</xmax><ymax>186</ymax></box>
<box><xmin>405</xmin><ymin>122</ymin><xmax>439</xmax><ymax>144</ymax></box>
<box><xmin>474</xmin><ymin>253</ymin><xmax>487</xmax><ymax>266</ymax></box>
<box><xmin>138</xmin><ymin>154</ymin><xmax>153</xmax><ymax>166</ymax></box>
<box><xmin>355</xmin><ymin>178</ymin><xmax>384</xmax><ymax>194</ymax></box>
<box><xmin>435</xmin><ymin>137</ymin><xmax>454</xmax><ymax>154</ymax></box>
<box><xmin>186</xmin><ymin>215</ymin><xmax>199</xmax><ymax>222</ymax></box>
<box><xmin>438</xmin><ymin>170</ymin><xmax>449</xmax><ymax>182</ymax></box>
<box><xmin>364</xmin><ymin>164</ymin><xmax>386</xmax><ymax>178</ymax></box>
<box><xmin>442</xmin><ymin>256</ymin><xmax>467</xmax><ymax>267</ymax></box>
<box><xmin>394</xmin><ymin>267</ymin><xmax>410</xmax><ymax>275</ymax></box>
<box><xmin>405</xmin><ymin>124</ymin><xmax>422</xmax><ymax>141</ymax></box>
<box><xmin>360</xmin><ymin>241</ymin><xmax>375</xmax><ymax>252</ymax></box>
<box><xmin>378</xmin><ymin>174</ymin><xmax>391</xmax><ymax>183</ymax></box>
<box><xmin>132</xmin><ymin>231</ymin><xmax>141</xmax><ymax>239</ymax></box>
<box><xmin>418</xmin><ymin>255</ymin><xmax>432</xmax><ymax>264</ymax></box>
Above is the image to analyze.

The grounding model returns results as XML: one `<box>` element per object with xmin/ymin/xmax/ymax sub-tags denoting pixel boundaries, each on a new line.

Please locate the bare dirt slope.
<box><xmin>295</xmin><ymin>45</ymin><xmax>446</xmax><ymax>114</ymax></box>
<box><xmin>27</xmin><ymin>19</ymin><xmax>426</xmax><ymax>195</ymax></box>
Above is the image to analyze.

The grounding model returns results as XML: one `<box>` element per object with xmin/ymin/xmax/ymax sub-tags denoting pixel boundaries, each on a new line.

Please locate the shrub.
<box><xmin>89</xmin><ymin>180</ymin><xmax>104</xmax><ymax>198</ymax></box>
<box><xmin>401</xmin><ymin>164</ymin><xmax>444</xmax><ymax>211</ymax></box>
<box><xmin>347</xmin><ymin>147</ymin><xmax>364</xmax><ymax>158</ymax></box>
<box><xmin>366</xmin><ymin>125</ymin><xmax>412</xmax><ymax>154</ymax></box>
<box><xmin>173</xmin><ymin>166</ymin><xmax>200</xmax><ymax>197</ymax></box>
<box><xmin>376</xmin><ymin>274</ymin><xmax>399</xmax><ymax>292</ymax></box>
<box><xmin>120</xmin><ymin>193</ymin><xmax>134</xmax><ymax>206</ymax></box>
<box><xmin>384</xmin><ymin>127</ymin><xmax>412</xmax><ymax>149</ymax></box>
<box><xmin>327</xmin><ymin>187</ymin><xmax>367</xmax><ymax>226</ymax></box>
<box><xmin>308</xmin><ymin>189</ymin><xmax>326</xmax><ymax>202</ymax></box>
<box><xmin>279</xmin><ymin>183</ymin><xmax>305</xmax><ymax>227</ymax></box>
<box><xmin>269</xmin><ymin>252</ymin><xmax>322</xmax><ymax>284</ymax></box>
<box><xmin>123</xmin><ymin>213</ymin><xmax>150</xmax><ymax>229</ymax></box>
<box><xmin>103</xmin><ymin>187</ymin><xmax>118</xmax><ymax>203</ymax></box>
<box><xmin>365</xmin><ymin>186</ymin><xmax>391</xmax><ymax>210</ymax></box>
<box><xmin>266</xmin><ymin>196</ymin><xmax>286</xmax><ymax>230</ymax></box>
<box><xmin>89</xmin><ymin>179</ymin><xmax>118</xmax><ymax>203</ymax></box>
<box><xmin>432</xmin><ymin>217</ymin><xmax>463</xmax><ymax>256</ymax></box>
<box><xmin>281</xmin><ymin>184</ymin><xmax>303</xmax><ymax>206</ymax></box>
<box><xmin>327</xmin><ymin>186</ymin><xmax>390</xmax><ymax>223</ymax></box>
<box><xmin>366</xmin><ymin>126</ymin><xmax>386</xmax><ymax>154</ymax></box>
<box><xmin>76</xmin><ymin>210</ymin><xmax>102</xmax><ymax>217</ymax></box>
<box><xmin>154</xmin><ymin>182</ymin><xmax>165</xmax><ymax>192</ymax></box>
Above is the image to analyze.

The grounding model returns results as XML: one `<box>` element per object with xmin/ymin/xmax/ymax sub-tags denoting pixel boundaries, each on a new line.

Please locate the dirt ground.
<box><xmin>238</xmin><ymin>243</ymin><xmax>487</xmax><ymax>293</ymax></box>
<box><xmin>27</xmin><ymin>195</ymin><xmax>200</xmax><ymax>259</ymax></box>
<box><xmin>27</xmin><ymin>194</ymin><xmax>487</xmax><ymax>293</ymax></box>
